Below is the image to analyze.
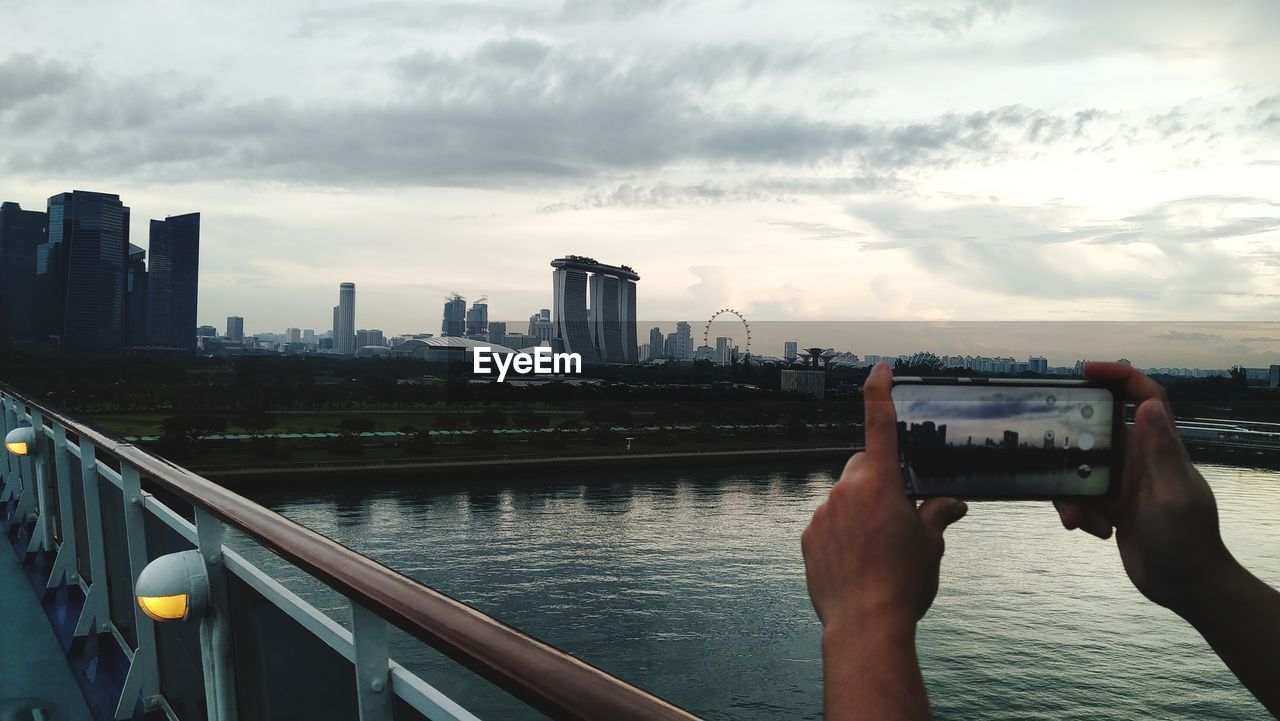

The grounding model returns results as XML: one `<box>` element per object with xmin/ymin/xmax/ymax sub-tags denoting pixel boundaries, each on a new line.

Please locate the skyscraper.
<box><xmin>784</xmin><ymin>341</ymin><xmax>798</xmax><ymax>360</ymax></box>
<box><xmin>0</xmin><ymin>201</ymin><xmax>46</xmax><ymax>346</ymax></box>
<box><xmin>146</xmin><ymin>212</ymin><xmax>200</xmax><ymax>349</ymax></box>
<box><xmin>125</xmin><ymin>244</ymin><xmax>149</xmax><ymax>347</ymax></box>
<box><xmin>528</xmin><ymin>309</ymin><xmax>554</xmax><ymax>341</ymax></box>
<box><xmin>38</xmin><ymin>191</ymin><xmax>130</xmax><ymax>355</ymax></box>
<box><xmin>488</xmin><ymin>321</ymin><xmax>507</xmax><ymax>346</ymax></box>
<box><xmin>355</xmin><ymin>329</ymin><xmax>385</xmax><ymax>348</ymax></box>
<box><xmin>648</xmin><ymin>327</ymin><xmax>664</xmax><ymax>359</ymax></box>
<box><xmin>227</xmin><ymin>316</ymin><xmax>244</xmax><ymax>342</ymax></box>
<box><xmin>674</xmin><ymin>321</ymin><xmax>693</xmax><ymax>360</ymax></box>
<box><xmin>465</xmin><ymin>299</ymin><xmax>488</xmax><ymax>337</ymax></box>
<box><xmin>551</xmin><ymin>256</ymin><xmax>638</xmax><ymax>364</ymax></box>
<box><xmin>337</xmin><ymin>282</ymin><xmax>356</xmax><ymax>354</ymax></box>
<box><xmin>716</xmin><ymin>336</ymin><xmax>731</xmax><ymax>365</ymax></box>
<box><xmin>442</xmin><ymin>294</ymin><xmax>466</xmax><ymax>336</ymax></box>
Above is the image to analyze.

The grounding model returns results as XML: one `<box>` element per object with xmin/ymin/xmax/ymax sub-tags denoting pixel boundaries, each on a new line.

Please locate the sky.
<box><xmin>2</xmin><ymin>1</ymin><xmax>1279</xmax><ymax>363</ymax></box>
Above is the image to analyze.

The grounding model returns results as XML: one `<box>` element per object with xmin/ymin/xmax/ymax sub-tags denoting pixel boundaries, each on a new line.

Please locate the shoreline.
<box><xmin>195</xmin><ymin>445</ymin><xmax>860</xmax><ymax>488</ymax></box>
<box><xmin>189</xmin><ymin>441</ymin><xmax>1280</xmax><ymax>489</ymax></box>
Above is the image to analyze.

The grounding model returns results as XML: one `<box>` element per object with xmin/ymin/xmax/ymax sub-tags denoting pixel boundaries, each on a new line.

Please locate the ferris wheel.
<box><xmin>703</xmin><ymin>308</ymin><xmax>751</xmax><ymax>362</ymax></box>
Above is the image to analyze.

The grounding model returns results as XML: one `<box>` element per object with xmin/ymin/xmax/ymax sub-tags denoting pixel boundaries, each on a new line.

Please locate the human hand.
<box><xmin>802</xmin><ymin>363</ymin><xmax>968</xmax><ymax>637</ymax></box>
<box><xmin>1054</xmin><ymin>362</ymin><xmax>1237</xmax><ymax>619</ymax></box>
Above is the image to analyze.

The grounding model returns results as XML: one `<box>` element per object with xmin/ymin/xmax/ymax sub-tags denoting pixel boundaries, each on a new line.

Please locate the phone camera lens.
<box><xmin>1078</xmin><ymin>464</ymin><xmax>1092</xmax><ymax>478</ymax></box>
<box><xmin>1081</xmin><ymin>405</ymin><xmax>1094</xmax><ymax>419</ymax></box>
<box><xmin>1046</xmin><ymin>395</ymin><xmax>1057</xmax><ymax>406</ymax></box>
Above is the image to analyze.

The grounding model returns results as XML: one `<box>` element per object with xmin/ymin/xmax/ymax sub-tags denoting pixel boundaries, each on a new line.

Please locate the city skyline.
<box><xmin>895</xmin><ymin>385</ymin><xmax>1114</xmax><ymax>452</ymax></box>
<box><xmin>1</xmin><ymin>2</ymin><xmax>1277</xmax><ymax>336</ymax></box>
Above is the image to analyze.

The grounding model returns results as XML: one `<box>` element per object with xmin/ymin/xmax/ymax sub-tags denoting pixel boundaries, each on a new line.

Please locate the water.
<box><xmin>233</xmin><ymin>462</ymin><xmax>1280</xmax><ymax>720</ymax></box>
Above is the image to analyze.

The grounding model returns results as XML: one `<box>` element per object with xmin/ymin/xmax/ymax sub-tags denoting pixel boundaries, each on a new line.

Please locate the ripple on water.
<box><xmin>234</xmin><ymin>463</ymin><xmax>1277</xmax><ymax>721</ymax></box>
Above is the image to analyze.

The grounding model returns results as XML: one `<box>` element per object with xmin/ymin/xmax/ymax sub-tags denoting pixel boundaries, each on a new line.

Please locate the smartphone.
<box><xmin>890</xmin><ymin>377</ymin><xmax>1124</xmax><ymax>500</ymax></box>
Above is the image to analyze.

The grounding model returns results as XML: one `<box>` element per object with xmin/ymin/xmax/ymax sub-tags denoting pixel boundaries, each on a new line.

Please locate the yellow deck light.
<box><xmin>5</xmin><ymin>426</ymin><xmax>36</xmax><ymax>456</ymax></box>
<box><xmin>138</xmin><ymin>593</ymin><xmax>190</xmax><ymax>622</ymax></box>
<box><xmin>135</xmin><ymin>550</ymin><xmax>209</xmax><ymax>623</ymax></box>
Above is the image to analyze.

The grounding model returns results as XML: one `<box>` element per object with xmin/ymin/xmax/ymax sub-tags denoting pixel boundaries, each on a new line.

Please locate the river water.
<box><xmin>235</xmin><ymin>461</ymin><xmax>1280</xmax><ymax>720</ymax></box>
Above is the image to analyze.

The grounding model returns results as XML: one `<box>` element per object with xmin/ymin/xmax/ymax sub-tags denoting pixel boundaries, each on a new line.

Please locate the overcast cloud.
<box><xmin>1</xmin><ymin>0</ymin><xmax>1277</xmax><ymax>363</ymax></box>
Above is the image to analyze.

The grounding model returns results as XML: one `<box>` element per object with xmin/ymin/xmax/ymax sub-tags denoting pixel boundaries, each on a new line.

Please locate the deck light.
<box><xmin>5</xmin><ymin>426</ymin><xmax>36</xmax><ymax>456</ymax></box>
<box><xmin>136</xmin><ymin>550</ymin><xmax>209</xmax><ymax>622</ymax></box>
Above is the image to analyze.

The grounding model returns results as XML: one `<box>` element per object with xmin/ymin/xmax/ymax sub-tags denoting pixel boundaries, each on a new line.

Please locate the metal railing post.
<box><xmin>195</xmin><ymin>507</ymin><xmax>239</xmax><ymax>721</ymax></box>
<box><xmin>73</xmin><ymin>437</ymin><xmax>113</xmax><ymax>639</ymax></box>
<box><xmin>1</xmin><ymin>395</ymin><xmax>17</xmax><ymax>503</ymax></box>
<box><xmin>5</xmin><ymin>400</ymin><xmax>35</xmax><ymax>529</ymax></box>
<box><xmin>351</xmin><ymin>602</ymin><xmax>394</xmax><ymax>721</ymax></box>
<box><xmin>25</xmin><ymin>409</ymin><xmax>53</xmax><ymax>556</ymax></box>
<box><xmin>115</xmin><ymin>461</ymin><xmax>161</xmax><ymax>720</ymax></box>
<box><xmin>46</xmin><ymin>422</ymin><xmax>80</xmax><ymax>589</ymax></box>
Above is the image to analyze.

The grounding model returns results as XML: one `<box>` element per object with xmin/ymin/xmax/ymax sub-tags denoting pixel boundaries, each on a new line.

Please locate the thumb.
<box><xmin>919</xmin><ymin>497</ymin><xmax>968</xmax><ymax>535</ymax></box>
<box><xmin>1137</xmin><ymin>399</ymin><xmax>1187</xmax><ymax>474</ymax></box>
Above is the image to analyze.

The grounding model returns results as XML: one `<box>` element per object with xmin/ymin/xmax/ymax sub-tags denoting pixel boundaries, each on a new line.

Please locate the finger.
<box><xmin>839</xmin><ymin>451</ymin><xmax>865</xmax><ymax>479</ymax></box>
<box><xmin>1053</xmin><ymin>499</ymin><xmax>1113</xmax><ymax>539</ymax></box>
<box><xmin>1084</xmin><ymin>362</ymin><xmax>1168</xmax><ymax>404</ymax></box>
<box><xmin>918</xmin><ymin>497</ymin><xmax>968</xmax><ymax>534</ymax></box>
<box><xmin>861</xmin><ymin>363</ymin><xmax>900</xmax><ymax>468</ymax></box>
<box><xmin>1135</xmin><ymin>398</ymin><xmax>1190</xmax><ymax>479</ymax></box>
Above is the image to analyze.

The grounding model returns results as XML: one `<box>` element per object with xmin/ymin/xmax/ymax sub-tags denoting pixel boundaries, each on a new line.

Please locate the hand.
<box><xmin>1054</xmin><ymin>362</ymin><xmax>1236</xmax><ymax>619</ymax></box>
<box><xmin>802</xmin><ymin>363</ymin><xmax>969</xmax><ymax>637</ymax></box>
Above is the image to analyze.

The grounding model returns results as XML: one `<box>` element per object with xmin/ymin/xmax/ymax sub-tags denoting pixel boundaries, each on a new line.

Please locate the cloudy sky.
<box><xmin>2</xmin><ymin>1</ymin><xmax>1278</xmax><ymax>359</ymax></box>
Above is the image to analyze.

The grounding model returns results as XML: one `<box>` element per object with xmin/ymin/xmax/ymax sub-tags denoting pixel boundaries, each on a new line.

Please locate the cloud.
<box><xmin>1150</xmin><ymin>331</ymin><xmax>1223</xmax><ymax>343</ymax></box>
<box><xmin>0</xmin><ymin>54</ymin><xmax>80</xmax><ymax>107</ymax></box>
<box><xmin>882</xmin><ymin>0</ymin><xmax>1014</xmax><ymax>37</ymax></box>
<box><xmin>5</xmin><ymin>27</ymin><xmax>1252</xmax><ymax>193</ymax></box>
<box><xmin>847</xmin><ymin>195</ymin><xmax>1280</xmax><ymax>313</ymax></box>
<box><xmin>761</xmin><ymin>220</ymin><xmax>865</xmax><ymax>241</ymax></box>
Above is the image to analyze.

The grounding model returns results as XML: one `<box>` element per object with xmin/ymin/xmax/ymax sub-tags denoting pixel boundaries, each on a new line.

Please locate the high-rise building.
<box><xmin>337</xmin><ymin>282</ymin><xmax>356</xmax><ymax>354</ymax></box>
<box><xmin>715</xmin><ymin>336</ymin><xmax>732</xmax><ymax>365</ymax></box>
<box><xmin>286</xmin><ymin>328</ymin><xmax>302</xmax><ymax>344</ymax></box>
<box><xmin>1028</xmin><ymin>356</ymin><xmax>1049</xmax><ymax>374</ymax></box>
<box><xmin>226</xmin><ymin>316</ymin><xmax>244</xmax><ymax>342</ymax></box>
<box><xmin>355</xmin><ymin>328</ymin><xmax>385</xmax><ymax>348</ymax></box>
<box><xmin>487</xmin><ymin>321</ymin><xmax>507</xmax><ymax>346</ymax></box>
<box><xmin>648</xmin><ymin>327</ymin><xmax>664</xmax><ymax>359</ymax></box>
<box><xmin>442</xmin><ymin>294</ymin><xmax>466</xmax><ymax>337</ymax></box>
<box><xmin>125</xmin><ymin>244</ymin><xmax>149</xmax><ymax>347</ymax></box>
<box><xmin>784</xmin><ymin>341</ymin><xmax>798</xmax><ymax>360</ymax></box>
<box><xmin>465</xmin><ymin>299</ymin><xmax>488</xmax><ymax>337</ymax></box>
<box><xmin>528</xmin><ymin>309</ymin><xmax>555</xmax><ymax>341</ymax></box>
<box><xmin>146</xmin><ymin>212</ymin><xmax>200</xmax><ymax>349</ymax></box>
<box><xmin>303</xmin><ymin>329</ymin><xmax>316</xmax><ymax>346</ymax></box>
<box><xmin>332</xmin><ymin>306</ymin><xmax>340</xmax><ymax>346</ymax></box>
<box><xmin>551</xmin><ymin>256</ymin><xmax>638</xmax><ymax>364</ymax></box>
<box><xmin>196</xmin><ymin>325</ymin><xmax>217</xmax><ymax>338</ymax></box>
<box><xmin>674</xmin><ymin>321</ymin><xmax>693</xmax><ymax>360</ymax></box>
<box><xmin>38</xmin><ymin>191</ymin><xmax>130</xmax><ymax>355</ymax></box>
<box><xmin>0</xmin><ymin>202</ymin><xmax>47</xmax><ymax>346</ymax></box>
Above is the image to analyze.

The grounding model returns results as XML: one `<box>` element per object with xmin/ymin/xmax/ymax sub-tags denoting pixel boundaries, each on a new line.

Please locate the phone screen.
<box><xmin>891</xmin><ymin>382</ymin><xmax>1117</xmax><ymax>498</ymax></box>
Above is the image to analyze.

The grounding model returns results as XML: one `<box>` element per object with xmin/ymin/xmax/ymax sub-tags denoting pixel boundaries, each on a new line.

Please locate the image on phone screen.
<box><xmin>892</xmin><ymin>384</ymin><xmax>1116</xmax><ymax>498</ymax></box>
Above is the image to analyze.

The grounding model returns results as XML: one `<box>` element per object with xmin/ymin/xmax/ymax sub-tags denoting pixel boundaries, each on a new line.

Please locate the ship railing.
<box><xmin>0</xmin><ymin>384</ymin><xmax>699</xmax><ymax>721</ymax></box>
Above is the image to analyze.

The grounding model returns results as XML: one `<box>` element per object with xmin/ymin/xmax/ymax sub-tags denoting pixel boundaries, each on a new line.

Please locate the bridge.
<box><xmin>0</xmin><ymin>384</ymin><xmax>700</xmax><ymax>721</ymax></box>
